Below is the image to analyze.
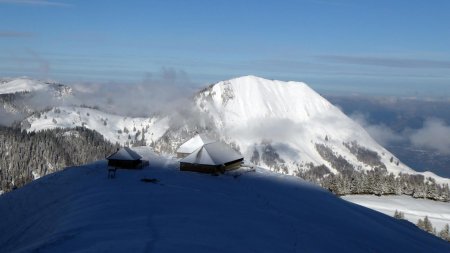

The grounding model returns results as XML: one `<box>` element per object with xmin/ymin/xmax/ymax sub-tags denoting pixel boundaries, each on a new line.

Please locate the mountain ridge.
<box><xmin>193</xmin><ymin>76</ymin><xmax>443</xmax><ymax>180</ymax></box>
<box><xmin>4</xmin><ymin>76</ymin><xmax>448</xmax><ymax>189</ymax></box>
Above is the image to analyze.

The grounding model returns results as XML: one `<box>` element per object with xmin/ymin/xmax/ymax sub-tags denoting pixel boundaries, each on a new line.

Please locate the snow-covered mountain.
<box><xmin>25</xmin><ymin>106</ymin><xmax>169</xmax><ymax>146</ymax></box>
<box><xmin>0</xmin><ymin>148</ymin><xmax>448</xmax><ymax>253</ymax></box>
<box><xmin>19</xmin><ymin>76</ymin><xmax>449</xmax><ymax>185</ymax></box>
<box><xmin>195</xmin><ymin>76</ymin><xmax>412</xmax><ymax>174</ymax></box>
<box><xmin>0</xmin><ymin>78</ymin><xmax>50</xmax><ymax>95</ymax></box>
<box><xmin>0</xmin><ymin>77</ymin><xmax>72</xmax><ymax>97</ymax></box>
<box><xmin>0</xmin><ymin>77</ymin><xmax>72</xmax><ymax>114</ymax></box>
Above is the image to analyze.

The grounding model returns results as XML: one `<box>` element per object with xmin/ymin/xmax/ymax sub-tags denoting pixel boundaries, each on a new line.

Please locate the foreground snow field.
<box><xmin>342</xmin><ymin>195</ymin><xmax>450</xmax><ymax>230</ymax></box>
<box><xmin>0</xmin><ymin>147</ymin><xmax>448</xmax><ymax>253</ymax></box>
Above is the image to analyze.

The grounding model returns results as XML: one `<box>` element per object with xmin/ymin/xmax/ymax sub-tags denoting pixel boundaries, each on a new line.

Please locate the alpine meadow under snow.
<box><xmin>0</xmin><ymin>147</ymin><xmax>449</xmax><ymax>253</ymax></box>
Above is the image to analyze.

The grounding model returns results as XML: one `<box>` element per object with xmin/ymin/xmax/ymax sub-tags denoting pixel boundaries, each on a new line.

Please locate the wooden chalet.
<box><xmin>106</xmin><ymin>147</ymin><xmax>144</xmax><ymax>169</ymax></box>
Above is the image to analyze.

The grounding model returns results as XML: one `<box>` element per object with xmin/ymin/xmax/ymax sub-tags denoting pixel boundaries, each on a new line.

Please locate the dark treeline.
<box><xmin>310</xmin><ymin>142</ymin><xmax>450</xmax><ymax>201</ymax></box>
<box><xmin>297</xmin><ymin>165</ymin><xmax>450</xmax><ymax>202</ymax></box>
<box><xmin>0</xmin><ymin>127</ymin><xmax>119</xmax><ymax>192</ymax></box>
<box><xmin>253</xmin><ymin>141</ymin><xmax>449</xmax><ymax>202</ymax></box>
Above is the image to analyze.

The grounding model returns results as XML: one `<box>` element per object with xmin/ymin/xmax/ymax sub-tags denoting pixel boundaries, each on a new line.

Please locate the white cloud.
<box><xmin>350</xmin><ymin>112</ymin><xmax>404</xmax><ymax>146</ymax></box>
<box><xmin>67</xmin><ymin>67</ymin><xmax>197</xmax><ymax>117</ymax></box>
<box><xmin>409</xmin><ymin>118</ymin><xmax>450</xmax><ymax>154</ymax></box>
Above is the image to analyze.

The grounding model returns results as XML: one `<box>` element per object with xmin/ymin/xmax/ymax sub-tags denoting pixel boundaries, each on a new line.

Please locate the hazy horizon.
<box><xmin>0</xmin><ymin>0</ymin><xmax>449</xmax><ymax>97</ymax></box>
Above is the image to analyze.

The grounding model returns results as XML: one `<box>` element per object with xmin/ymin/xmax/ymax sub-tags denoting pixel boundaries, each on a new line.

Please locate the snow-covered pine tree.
<box><xmin>394</xmin><ymin>210</ymin><xmax>405</xmax><ymax>219</ymax></box>
<box><xmin>417</xmin><ymin>219</ymin><xmax>425</xmax><ymax>230</ymax></box>
<box><xmin>439</xmin><ymin>224</ymin><xmax>449</xmax><ymax>241</ymax></box>
<box><xmin>423</xmin><ymin>216</ymin><xmax>434</xmax><ymax>233</ymax></box>
<box><xmin>0</xmin><ymin>126</ymin><xmax>119</xmax><ymax>192</ymax></box>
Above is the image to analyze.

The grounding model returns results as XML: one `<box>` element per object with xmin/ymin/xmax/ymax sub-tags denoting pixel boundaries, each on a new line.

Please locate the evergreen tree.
<box><xmin>438</xmin><ymin>224</ymin><xmax>449</xmax><ymax>241</ymax></box>
<box><xmin>0</xmin><ymin>126</ymin><xmax>119</xmax><ymax>192</ymax></box>
<box><xmin>394</xmin><ymin>210</ymin><xmax>405</xmax><ymax>219</ymax></box>
<box><xmin>417</xmin><ymin>219</ymin><xmax>425</xmax><ymax>230</ymax></box>
<box><xmin>296</xmin><ymin>163</ymin><xmax>450</xmax><ymax>201</ymax></box>
<box><xmin>423</xmin><ymin>216</ymin><xmax>434</xmax><ymax>233</ymax></box>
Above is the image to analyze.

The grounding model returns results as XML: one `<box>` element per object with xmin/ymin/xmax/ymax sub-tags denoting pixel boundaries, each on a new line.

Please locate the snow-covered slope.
<box><xmin>0</xmin><ymin>148</ymin><xmax>448</xmax><ymax>253</ymax></box>
<box><xmin>25</xmin><ymin>106</ymin><xmax>169</xmax><ymax>146</ymax></box>
<box><xmin>343</xmin><ymin>195</ymin><xmax>450</xmax><ymax>231</ymax></box>
<box><xmin>0</xmin><ymin>78</ymin><xmax>48</xmax><ymax>94</ymax></box>
<box><xmin>0</xmin><ymin>77</ymin><xmax>71</xmax><ymax>96</ymax></box>
<box><xmin>0</xmin><ymin>78</ymin><xmax>72</xmax><ymax>116</ymax></box>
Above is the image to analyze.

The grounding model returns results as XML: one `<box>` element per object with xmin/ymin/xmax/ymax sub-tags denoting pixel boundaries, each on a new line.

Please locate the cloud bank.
<box><xmin>0</xmin><ymin>67</ymin><xmax>198</xmax><ymax>126</ymax></box>
<box><xmin>69</xmin><ymin>67</ymin><xmax>196</xmax><ymax>117</ymax></box>
<box><xmin>352</xmin><ymin>112</ymin><xmax>450</xmax><ymax>155</ymax></box>
<box><xmin>350</xmin><ymin>112</ymin><xmax>405</xmax><ymax>146</ymax></box>
<box><xmin>409</xmin><ymin>118</ymin><xmax>450</xmax><ymax>154</ymax></box>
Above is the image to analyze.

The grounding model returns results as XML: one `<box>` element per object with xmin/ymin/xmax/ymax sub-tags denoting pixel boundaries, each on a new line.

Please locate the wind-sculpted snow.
<box><xmin>0</xmin><ymin>148</ymin><xmax>448</xmax><ymax>253</ymax></box>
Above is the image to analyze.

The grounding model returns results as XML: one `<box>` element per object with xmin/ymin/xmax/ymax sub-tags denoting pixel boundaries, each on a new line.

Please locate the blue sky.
<box><xmin>0</xmin><ymin>0</ymin><xmax>449</xmax><ymax>96</ymax></box>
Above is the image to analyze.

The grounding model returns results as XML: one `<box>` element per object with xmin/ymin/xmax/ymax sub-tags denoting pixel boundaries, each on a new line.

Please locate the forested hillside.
<box><xmin>0</xmin><ymin>127</ymin><xmax>119</xmax><ymax>192</ymax></box>
<box><xmin>297</xmin><ymin>165</ymin><xmax>450</xmax><ymax>201</ymax></box>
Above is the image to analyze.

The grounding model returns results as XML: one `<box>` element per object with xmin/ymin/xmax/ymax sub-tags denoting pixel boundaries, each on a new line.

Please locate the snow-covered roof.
<box><xmin>180</xmin><ymin>141</ymin><xmax>243</xmax><ymax>166</ymax></box>
<box><xmin>107</xmin><ymin>147</ymin><xmax>142</xmax><ymax>161</ymax></box>
<box><xmin>176</xmin><ymin>134</ymin><xmax>215</xmax><ymax>154</ymax></box>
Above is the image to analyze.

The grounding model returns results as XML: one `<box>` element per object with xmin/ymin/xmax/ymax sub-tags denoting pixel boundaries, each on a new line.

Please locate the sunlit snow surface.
<box><xmin>27</xmin><ymin>106</ymin><xmax>169</xmax><ymax>146</ymax></box>
<box><xmin>0</xmin><ymin>147</ymin><xmax>448</xmax><ymax>253</ymax></box>
<box><xmin>342</xmin><ymin>195</ymin><xmax>450</xmax><ymax>230</ymax></box>
<box><xmin>0</xmin><ymin>78</ymin><xmax>48</xmax><ymax>94</ymax></box>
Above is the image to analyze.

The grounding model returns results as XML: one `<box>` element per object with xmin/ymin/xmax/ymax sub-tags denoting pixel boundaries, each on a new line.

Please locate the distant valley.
<box><xmin>328</xmin><ymin>95</ymin><xmax>450</xmax><ymax>178</ymax></box>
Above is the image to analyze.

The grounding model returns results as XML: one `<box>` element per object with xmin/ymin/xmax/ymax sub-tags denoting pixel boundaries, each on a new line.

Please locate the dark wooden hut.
<box><xmin>106</xmin><ymin>147</ymin><xmax>143</xmax><ymax>169</ymax></box>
